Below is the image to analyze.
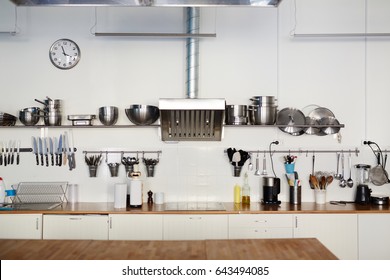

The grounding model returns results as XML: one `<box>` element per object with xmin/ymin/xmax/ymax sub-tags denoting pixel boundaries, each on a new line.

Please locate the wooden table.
<box><xmin>0</xmin><ymin>238</ymin><xmax>337</xmax><ymax>260</ymax></box>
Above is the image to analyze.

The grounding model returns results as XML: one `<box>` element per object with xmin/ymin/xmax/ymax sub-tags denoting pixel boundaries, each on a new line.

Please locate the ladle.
<box><xmin>347</xmin><ymin>152</ymin><xmax>354</xmax><ymax>188</ymax></box>
<box><xmin>339</xmin><ymin>153</ymin><xmax>347</xmax><ymax>188</ymax></box>
<box><xmin>261</xmin><ymin>152</ymin><xmax>268</xmax><ymax>175</ymax></box>
<box><xmin>254</xmin><ymin>152</ymin><xmax>261</xmax><ymax>176</ymax></box>
<box><xmin>334</xmin><ymin>153</ymin><xmax>342</xmax><ymax>180</ymax></box>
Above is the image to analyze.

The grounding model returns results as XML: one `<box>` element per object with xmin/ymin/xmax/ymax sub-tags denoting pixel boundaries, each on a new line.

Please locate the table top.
<box><xmin>0</xmin><ymin>238</ymin><xmax>338</xmax><ymax>260</ymax></box>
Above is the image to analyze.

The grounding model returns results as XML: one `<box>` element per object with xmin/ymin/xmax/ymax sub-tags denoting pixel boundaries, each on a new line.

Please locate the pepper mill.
<box><xmin>147</xmin><ymin>190</ymin><xmax>153</xmax><ymax>204</ymax></box>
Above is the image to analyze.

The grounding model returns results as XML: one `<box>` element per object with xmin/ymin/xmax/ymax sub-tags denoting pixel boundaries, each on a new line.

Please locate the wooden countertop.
<box><xmin>1</xmin><ymin>202</ymin><xmax>389</xmax><ymax>214</ymax></box>
<box><xmin>0</xmin><ymin>238</ymin><xmax>337</xmax><ymax>260</ymax></box>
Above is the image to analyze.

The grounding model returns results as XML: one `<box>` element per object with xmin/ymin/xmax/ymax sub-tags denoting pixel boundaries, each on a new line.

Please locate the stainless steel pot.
<box><xmin>225</xmin><ymin>105</ymin><xmax>248</xmax><ymax>125</ymax></box>
<box><xmin>248</xmin><ymin>105</ymin><xmax>277</xmax><ymax>125</ymax></box>
<box><xmin>250</xmin><ymin>96</ymin><xmax>277</xmax><ymax>106</ymax></box>
<box><xmin>43</xmin><ymin>111</ymin><xmax>62</xmax><ymax>126</ymax></box>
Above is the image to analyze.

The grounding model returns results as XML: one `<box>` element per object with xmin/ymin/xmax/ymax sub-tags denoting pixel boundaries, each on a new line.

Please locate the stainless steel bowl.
<box><xmin>125</xmin><ymin>105</ymin><xmax>160</xmax><ymax>125</ymax></box>
<box><xmin>19</xmin><ymin>107</ymin><xmax>41</xmax><ymax>126</ymax></box>
<box><xmin>99</xmin><ymin>106</ymin><xmax>118</xmax><ymax>126</ymax></box>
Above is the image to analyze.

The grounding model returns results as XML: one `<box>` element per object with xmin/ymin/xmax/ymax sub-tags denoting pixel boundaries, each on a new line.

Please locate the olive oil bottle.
<box><xmin>242</xmin><ymin>173</ymin><xmax>251</xmax><ymax>205</ymax></box>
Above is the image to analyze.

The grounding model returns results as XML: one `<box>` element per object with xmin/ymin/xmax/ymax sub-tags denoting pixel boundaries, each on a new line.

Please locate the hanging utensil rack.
<box><xmin>83</xmin><ymin>150</ymin><xmax>162</xmax><ymax>156</ymax></box>
<box><xmin>224</xmin><ymin>148</ymin><xmax>360</xmax><ymax>156</ymax></box>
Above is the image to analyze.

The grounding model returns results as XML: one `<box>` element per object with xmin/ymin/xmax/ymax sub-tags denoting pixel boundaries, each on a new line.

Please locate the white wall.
<box><xmin>0</xmin><ymin>0</ymin><xmax>389</xmax><ymax>203</ymax></box>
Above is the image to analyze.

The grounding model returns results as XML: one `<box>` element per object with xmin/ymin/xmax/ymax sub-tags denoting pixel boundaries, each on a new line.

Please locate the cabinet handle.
<box><xmin>69</xmin><ymin>217</ymin><xmax>82</xmax><ymax>221</ymax></box>
<box><xmin>295</xmin><ymin>216</ymin><xmax>298</xmax><ymax>228</ymax></box>
<box><xmin>254</xmin><ymin>220</ymin><xmax>267</xmax><ymax>223</ymax></box>
<box><xmin>35</xmin><ymin>217</ymin><xmax>39</xmax><ymax>230</ymax></box>
<box><xmin>189</xmin><ymin>217</ymin><xmax>202</xmax><ymax>220</ymax></box>
<box><xmin>109</xmin><ymin>217</ymin><xmax>112</xmax><ymax>229</ymax></box>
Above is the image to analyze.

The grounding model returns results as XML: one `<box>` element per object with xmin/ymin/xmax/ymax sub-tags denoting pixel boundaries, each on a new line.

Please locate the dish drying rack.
<box><xmin>14</xmin><ymin>182</ymin><xmax>68</xmax><ymax>205</ymax></box>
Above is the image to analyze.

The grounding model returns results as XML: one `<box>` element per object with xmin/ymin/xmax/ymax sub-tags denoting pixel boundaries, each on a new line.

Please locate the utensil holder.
<box><xmin>284</xmin><ymin>163</ymin><xmax>295</xmax><ymax>174</ymax></box>
<box><xmin>233</xmin><ymin>166</ymin><xmax>242</xmax><ymax>177</ymax></box>
<box><xmin>108</xmin><ymin>164</ymin><xmax>119</xmax><ymax>177</ymax></box>
<box><xmin>314</xmin><ymin>189</ymin><xmax>326</xmax><ymax>204</ymax></box>
<box><xmin>146</xmin><ymin>165</ymin><xmax>155</xmax><ymax>177</ymax></box>
<box><xmin>124</xmin><ymin>165</ymin><xmax>134</xmax><ymax>174</ymax></box>
<box><xmin>88</xmin><ymin>166</ymin><xmax>98</xmax><ymax>177</ymax></box>
<box><xmin>289</xmin><ymin>185</ymin><xmax>301</xmax><ymax>205</ymax></box>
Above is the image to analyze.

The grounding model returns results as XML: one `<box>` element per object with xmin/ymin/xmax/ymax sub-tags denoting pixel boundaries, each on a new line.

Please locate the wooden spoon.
<box><xmin>310</xmin><ymin>175</ymin><xmax>319</xmax><ymax>189</ymax></box>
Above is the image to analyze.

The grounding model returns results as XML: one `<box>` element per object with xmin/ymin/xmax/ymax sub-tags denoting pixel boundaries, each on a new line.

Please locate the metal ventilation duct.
<box><xmin>9</xmin><ymin>0</ymin><xmax>282</xmax><ymax>7</ymax></box>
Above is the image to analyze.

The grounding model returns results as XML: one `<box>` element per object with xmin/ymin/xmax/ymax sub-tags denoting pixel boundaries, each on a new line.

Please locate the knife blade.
<box><xmin>16</xmin><ymin>140</ymin><xmax>20</xmax><ymax>165</ymax></box>
<box><xmin>43</xmin><ymin>137</ymin><xmax>49</xmax><ymax>167</ymax></box>
<box><xmin>58</xmin><ymin>135</ymin><xmax>62</xmax><ymax>167</ymax></box>
<box><xmin>70</xmin><ymin>130</ymin><xmax>76</xmax><ymax>170</ymax></box>
<box><xmin>49</xmin><ymin>137</ymin><xmax>54</xmax><ymax>166</ymax></box>
<box><xmin>63</xmin><ymin>133</ymin><xmax>68</xmax><ymax>166</ymax></box>
<box><xmin>10</xmin><ymin>140</ymin><xmax>15</xmax><ymax>165</ymax></box>
<box><xmin>4</xmin><ymin>141</ymin><xmax>8</xmax><ymax>166</ymax></box>
<box><xmin>0</xmin><ymin>142</ymin><xmax>3</xmax><ymax>166</ymax></box>
<box><xmin>7</xmin><ymin>140</ymin><xmax>11</xmax><ymax>165</ymax></box>
<box><xmin>38</xmin><ymin>137</ymin><xmax>44</xmax><ymax>166</ymax></box>
<box><xmin>32</xmin><ymin>137</ymin><xmax>39</xmax><ymax>165</ymax></box>
<box><xmin>64</xmin><ymin>131</ymin><xmax>72</xmax><ymax>170</ymax></box>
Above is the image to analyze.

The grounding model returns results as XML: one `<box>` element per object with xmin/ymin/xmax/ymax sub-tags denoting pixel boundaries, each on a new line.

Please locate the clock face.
<box><xmin>49</xmin><ymin>39</ymin><xmax>81</xmax><ymax>70</ymax></box>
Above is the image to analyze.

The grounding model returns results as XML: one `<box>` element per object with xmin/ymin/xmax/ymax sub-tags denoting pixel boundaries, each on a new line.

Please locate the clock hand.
<box><xmin>61</xmin><ymin>46</ymin><xmax>69</xmax><ymax>57</ymax></box>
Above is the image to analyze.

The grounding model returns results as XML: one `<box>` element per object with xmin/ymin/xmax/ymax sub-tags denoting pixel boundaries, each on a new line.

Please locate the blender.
<box><xmin>354</xmin><ymin>164</ymin><xmax>371</xmax><ymax>204</ymax></box>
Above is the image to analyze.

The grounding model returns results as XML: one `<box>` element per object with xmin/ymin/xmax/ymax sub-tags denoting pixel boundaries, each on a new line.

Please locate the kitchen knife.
<box><xmin>0</xmin><ymin>142</ymin><xmax>3</xmax><ymax>166</ymax></box>
<box><xmin>58</xmin><ymin>135</ymin><xmax>62</xmax><ymax>167</ymax></box>
<box><xmin>54</xmin><ymin>137</ymin><xmax>58</xmax><ymax>166</ymax></box>
<box><xmin>7</xmin><ymin>140</ymin><xmax>12</xmax><ymax>165</ymax></box>
<box><xmin>4</xmin><ymin>141</ymin><xmax>8</xmax><ymax>166</ymax></box>
<box><xmin>63</xmin><ymin>133</ymin><xmax>67</xmax><ymax>166</ymax></box>
<box><xmin>32</xmin><ymin>137</ymin><xmax>39</xmax><ymax>165</ymax></box>
<box><xmin>10</xmin><ymin>141</ymin><xmax>15</xmax><ymax>165</ymax></box>
<box><xmin>64</xmin><ymin>131</ymin><xmax>72</xmax><ymax>170</ymax></box>
<box><xmin>43</xmin><ymin>137</ymin><xmax>49</xmax><ymax>167</ymax></box>
<box><xmin>16</xmin><ymin>140</ymin><xmax>20</xmax><ymax>165</ymax></box>
<box><xmin>38</xmin><ymin>137</ymin><xmax>44</xmax><ymax>166</ymax></box>
<box><xmin>49</xmin><ymin>137</ymin><xmax>54</xmax><ymax>166</ymax></box>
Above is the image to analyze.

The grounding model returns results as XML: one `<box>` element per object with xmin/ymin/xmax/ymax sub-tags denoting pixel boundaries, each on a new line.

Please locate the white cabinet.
<box><xmin>163</xmin><ymin>215</ymin><xmax>228</xmax><ymax>240</ymax></box>
<box><xmin>358</xmin><ymin>214</ymin><xmax>390</xmax><ymax>260</ymax></box>
<box><xmin>293</xmin><ymin>214</ymin><xmax>358</xmax><ymax>260</ymax></box>
<box><xmin>43</xmin><ymin>214</ymin><xmax>108</xmax><ymax>240</ymax></box>
<box><xmin>109</xmin><ymin>214</ymin><xmax>163</xmax><ymax>240</ymax></box>
<box><xmin>228</xmin><ymin>214</ymin><xmax>293</xmax><ymax>239</ymax></box>
<box><xmin>0</xmin><ymin>214</ymin><xmax>42</xmax><ymax>239</ymax></box>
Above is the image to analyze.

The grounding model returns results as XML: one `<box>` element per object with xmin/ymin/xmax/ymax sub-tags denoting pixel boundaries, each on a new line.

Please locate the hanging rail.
<box><xmin>224</xmin><ymin>148</ymin><xmax>360</xmax><ymax>156</ymax></box>
<box><xmin>83</xmin><ymin>150</ymin><xmax>162</xmax><ymax>155</ymax></box>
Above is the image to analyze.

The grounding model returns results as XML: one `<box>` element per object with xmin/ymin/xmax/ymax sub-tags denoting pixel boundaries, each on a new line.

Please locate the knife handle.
<box><xmin>51</xmin><ymin>155</ymin><xmax>54</xmax><ymax>166</ymax></box>
<box><xmin>59</xmin><ymin>154</ymin><xmax>62</xmax><ymax>167</ymax></box>
<box><xmin>17</xmin><ymin>154</ymin><xmax>20</xmax><ymax>165</ymax></box>
<box><xmin>40</xmin><ymin>154</ymin><xmax>44</xmax><ymax>166</ymax></box>
<box><xmin>36</xmin><ymin>154</ymin><xmax>39</xmax><ymax>165</ymax></box>
<box><xmin>45</xmin><ymin>155</ymin><xmax>49</xmax><ymax>167</ymax></box>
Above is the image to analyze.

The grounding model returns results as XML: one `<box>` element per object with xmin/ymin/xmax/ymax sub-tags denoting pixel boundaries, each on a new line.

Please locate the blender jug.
<box><xmin>354</xmin><ymin>164</ymin><xmax>371</xmax><ymax>204</ymax></box>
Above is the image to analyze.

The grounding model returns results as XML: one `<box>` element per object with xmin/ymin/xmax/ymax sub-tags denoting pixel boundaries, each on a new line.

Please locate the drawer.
<box><xmin>229</xmin><ymin>214</ymin><xmax>293</xmax><ymax>228</ymax></box>
<box><xmin>229</xmin><ymin>227</ymin><xmax>293</xmax><ymax>239</ymax></box>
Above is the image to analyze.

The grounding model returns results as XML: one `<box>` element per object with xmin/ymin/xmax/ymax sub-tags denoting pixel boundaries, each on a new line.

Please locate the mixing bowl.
<box><xmin>99</xmin><ymin>106</ymin><xmax>118</xmax><ymax>126</ymax></box>
<box><xmin>125</xmin><ymin>105</ymin><xmax>159</xmax><ymax>125</ymax></box>
<box><xmin>19</xmin><ymin>107</ymin><xmax>40</xmax><ymax>126</ymax></box>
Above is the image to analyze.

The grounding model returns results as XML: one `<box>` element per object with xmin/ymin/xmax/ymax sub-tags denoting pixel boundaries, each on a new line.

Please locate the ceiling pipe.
<box><xmin>185</xmin><ymin>7</ymin><xmax>199</xmax><ymax>99</ymax></box>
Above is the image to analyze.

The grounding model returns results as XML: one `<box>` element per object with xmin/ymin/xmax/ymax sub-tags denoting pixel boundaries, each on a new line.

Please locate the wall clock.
<box><xmin>49</xmin><ymin>38</ymin><xmax>81</xmax><ymax>70</ymax></box>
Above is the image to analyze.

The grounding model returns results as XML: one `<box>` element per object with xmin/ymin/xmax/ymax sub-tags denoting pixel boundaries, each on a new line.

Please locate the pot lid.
<box><xmin>276</xmin><ymin>107</ymin><xmax>305</xmax><ymax>135</ymax></box>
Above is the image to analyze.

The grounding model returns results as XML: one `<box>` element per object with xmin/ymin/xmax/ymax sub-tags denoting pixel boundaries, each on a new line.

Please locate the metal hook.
<box><xmin>105</xmin><ymin>151</ymin><xmax>108</xmax><ymax>163</ymax></box>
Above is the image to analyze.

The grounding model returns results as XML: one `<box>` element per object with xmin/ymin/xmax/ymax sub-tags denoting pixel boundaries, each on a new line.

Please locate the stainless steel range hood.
<box><xmin>9</xmin><ymin>0</ymin><xmax>282</xmax><ymax>7</ymax></box>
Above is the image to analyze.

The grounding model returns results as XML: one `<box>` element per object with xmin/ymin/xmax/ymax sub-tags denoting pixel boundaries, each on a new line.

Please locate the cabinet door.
<box><xmin>43</xmin><ymin>215</ymin><xmax>108</xmax><ymax>240</ymax></box>
<box><xmin>0</xmin><ymin>214</ymin><xmax>42</xmax><ymax>239</ymax></box>
<box><xmin>294</xmin><ymin>214</ymin><xmax>358</xmax><ymax>260</ymax></box>
<box><xmin>109</xmin><ymin>214</ymin><xmax>163</xmax><ymax>240</ymax></box>
<box><xmin>358</xmin><ymin>214</ymin><xmax>390</xmax><ymax>260</ymax></box>
<box><xmin>163</xmin><ymin>215</ymin><xmax>228</xmax><ymax>240</ymax></box>
<box><xmin>228</xmin><ymin>214</ymin><xmax>293</xmax><ymax>239</ymax></box>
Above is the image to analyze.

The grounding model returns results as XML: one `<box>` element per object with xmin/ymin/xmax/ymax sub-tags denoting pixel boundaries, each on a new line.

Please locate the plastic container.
<box><xmin>234</xmin><ymin>184</ymin><xmax>241</xmax><ymax>204</ymax></box>
<box><xmin>0</xmin><ymin>177</ymin><xmax>6</xmax><ymax>205</ymax></box>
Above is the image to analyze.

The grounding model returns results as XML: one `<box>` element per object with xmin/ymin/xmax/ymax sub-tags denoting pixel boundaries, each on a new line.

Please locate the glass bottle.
<box><xmin>234</xmin><ymin>184</ymin><xmax>241</xmax><ymax>204</ymax></box>
<box><xmin>242</xmin><ymin>173</ymin><xmax>251</xmax><ymax>205</ymax></box>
